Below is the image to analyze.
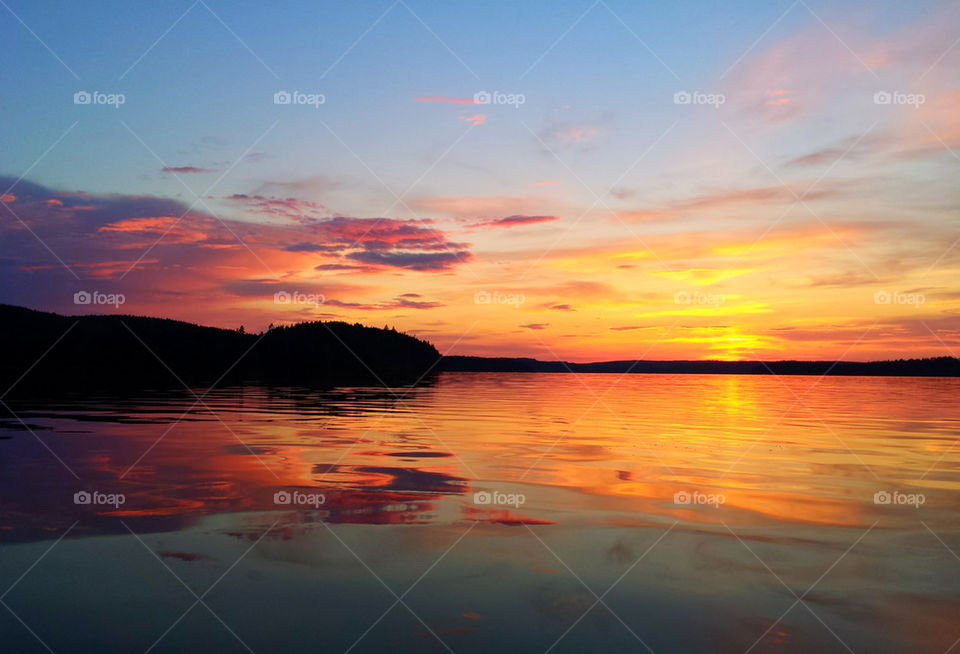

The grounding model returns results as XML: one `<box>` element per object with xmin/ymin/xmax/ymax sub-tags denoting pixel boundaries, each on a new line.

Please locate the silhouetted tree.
<box><xmin>0</xmin><ymin>304</ymin><xmax>442</xmax><ymax>394</ymax></box>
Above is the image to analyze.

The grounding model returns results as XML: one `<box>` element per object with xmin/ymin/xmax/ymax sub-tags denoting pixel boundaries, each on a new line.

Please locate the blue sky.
<box><xmin>5</xmin><ymin>0</ymin><xmax>921</xmax><ymax>198</ymax></box>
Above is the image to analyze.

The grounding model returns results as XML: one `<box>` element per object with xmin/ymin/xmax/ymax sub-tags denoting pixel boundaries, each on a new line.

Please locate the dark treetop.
<box><xmin>0</xmin><ymin>304</ymin><xmax>440</xmax><ymax>393</ymax></box>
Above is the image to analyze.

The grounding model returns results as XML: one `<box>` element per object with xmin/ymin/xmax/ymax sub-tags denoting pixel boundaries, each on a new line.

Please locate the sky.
<box><xmin>1</xmin><ymin>0</ymin><xmax>958</xmax><ymax>361</ymax></box>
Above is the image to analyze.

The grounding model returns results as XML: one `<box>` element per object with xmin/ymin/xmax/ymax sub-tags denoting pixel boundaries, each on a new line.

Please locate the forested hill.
<box><xmin>3</xmin><ymin>304</ymin><xmax>955</xmax><ymax>396</ymax></box>
<box><xmin>0</xmin><ymin>304</ymin><xmax>440</xmax><ymax>393</ymax></box>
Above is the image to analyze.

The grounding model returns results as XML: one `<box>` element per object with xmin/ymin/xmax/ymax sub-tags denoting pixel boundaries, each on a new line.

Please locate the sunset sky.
<box><xmin>1</xmin><ymin>0</ymin><xmax>958</xmax><ymax>361</ymax></box>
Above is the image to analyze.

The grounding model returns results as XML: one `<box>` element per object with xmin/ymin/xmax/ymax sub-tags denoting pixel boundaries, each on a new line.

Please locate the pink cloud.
<box><xmin>409</xmin><ymin>195</ymin><xmax>543</xmax><ymax>217</ymax></box>
<box><xmin>469</xmin><ymin>215</ymin><xmax>560</xmax><ymax>229</ymax></box>
<box><xmin>298</xmin><ymin>217</ymin><xmax>458</xmax><ymax>251</ymax></box>
<box><xmin>538</xmin><ymin>123</ymin><xmax>601</xmax><ymax>149</ymax></box>
<box><xmin>459</xmin><ymin>114</ymin><xmax>486</xmax><ymax>126</ymax></box>
<box><xmin>764</xmin><ymin>89</ymin><xmax>792</xmax><ymax>106</ymax></box>
<box><xmin>346</xmin><ymin>250</ymin><xmax>472</xmax><ymax>271</ymax></box>
<box><xmin>325</xmin><ymin>295</ymin><xmax>445</xmax><ymax>310</ymax></box>
<box><xmin>721</xmin><ymin>3</ymin><xmax>960</xmax><ymax>127</ymax></box>
<box><xmin>97</xmin><ymin>216</ymin><xmax>209</xmax><ymax>247</ymax></box>
<box><xmin>620</xmin><ymin>185</ymin><xmax>828</xmax><ymax>223</ymax></box>
<box><xmin>556</xmin><ymin>127</ymin><xmax>595</xmax><ymax>142</ymax></box>
<box><xmin>287</xmin><ymin>216</ymin><xmax>473</xmax><ymax>271</ymax></box>
<box><xmin>0</xmin><ymin>177</ymin><xmax>478</xmax><ymax>324</ymax></box>
<box><xmin>227</xmin><ymin>194</ymin><xmax>331</xmax><ymax>222</ymax></box>
<box><xmin>787</xmin><ymin>87</ymin><xmax>960</xmax><ymax>167</ymax></box>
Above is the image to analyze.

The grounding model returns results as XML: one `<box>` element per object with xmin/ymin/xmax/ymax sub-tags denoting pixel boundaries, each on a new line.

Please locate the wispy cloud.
<box><xmin>469</xmin><ymin>215</ymin><xmax>560</xmax><ymax>229</ymax></box>
<box><xmin>162</xmin><ymin>166</ymin><xmax>216</xmax><ymax>174</ymax></box>
<box><xmin>459</xmin><ymin>114</ymin><xmax>486</xmax><ymax>125</ymax></box>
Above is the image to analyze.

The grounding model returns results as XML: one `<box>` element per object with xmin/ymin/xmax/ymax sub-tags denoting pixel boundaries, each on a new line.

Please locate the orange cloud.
<box><xmin>459</xmin><ymin>114</ymin><xmax>486</xmax><ymax>126</ymax></box>
<box><xmin>468</xmin><ymin>215</ymin><xmax>560</xmax><ymax>229</ymax></box>
<box><xmin>98</xmin><ymin>216</ymin><xmax>184</xmax><ymax>233</ymax></box>
<box><xmin>97</xmin><ymin>216</ymin><xmax>209</xmax><ymax>246</ymax></box>
<box><xmin>557</xmin><ymin>127</ymin><xmax>595</xmax><ymax>142</ymax></box>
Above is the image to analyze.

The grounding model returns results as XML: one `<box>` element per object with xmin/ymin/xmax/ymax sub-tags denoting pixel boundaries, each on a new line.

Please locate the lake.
<box><xmin>1</xmin><ymin>373</ymin><xmax>959</xmax><ymax>653</ymax></box>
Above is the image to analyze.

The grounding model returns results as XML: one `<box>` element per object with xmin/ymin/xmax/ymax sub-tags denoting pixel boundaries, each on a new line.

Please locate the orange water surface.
<box><xmin>1</xmin><ymin>373</ymin><xmax>958</xmax><ymax>653</ymax></box>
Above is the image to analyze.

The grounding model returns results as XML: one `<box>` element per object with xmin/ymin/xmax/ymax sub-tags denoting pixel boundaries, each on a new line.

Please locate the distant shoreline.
<box><xmin>438</xmin><ymin>355</ymin><xmax>960</xmax><ymax>377</ymax></box>
<box><xmin>2</xmin><ymin>305</ymin><xmax>957</xmax><ymax>391</ymax></box>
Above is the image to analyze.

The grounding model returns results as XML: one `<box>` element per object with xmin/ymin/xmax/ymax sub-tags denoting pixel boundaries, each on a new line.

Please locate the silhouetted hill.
<box><xmin>0</xmin><ymin>305</ymin><xmax>440</xmax><ymax>394</ymax></box>
<box><xmin>2</xmin><ymin>305</ymin><xmax>956</xmax><ymax>395</ymax></box>
<box><xmin>439</xmin><ymin>355</ymin><xmax>960</xmax><ymax>376</ymax></box>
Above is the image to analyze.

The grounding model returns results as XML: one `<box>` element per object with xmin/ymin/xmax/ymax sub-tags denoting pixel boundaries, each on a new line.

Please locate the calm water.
<box><xmin>1</xmin><ymin>373</ymin><xmax>959</xmax><ymax>653</ymax></box>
